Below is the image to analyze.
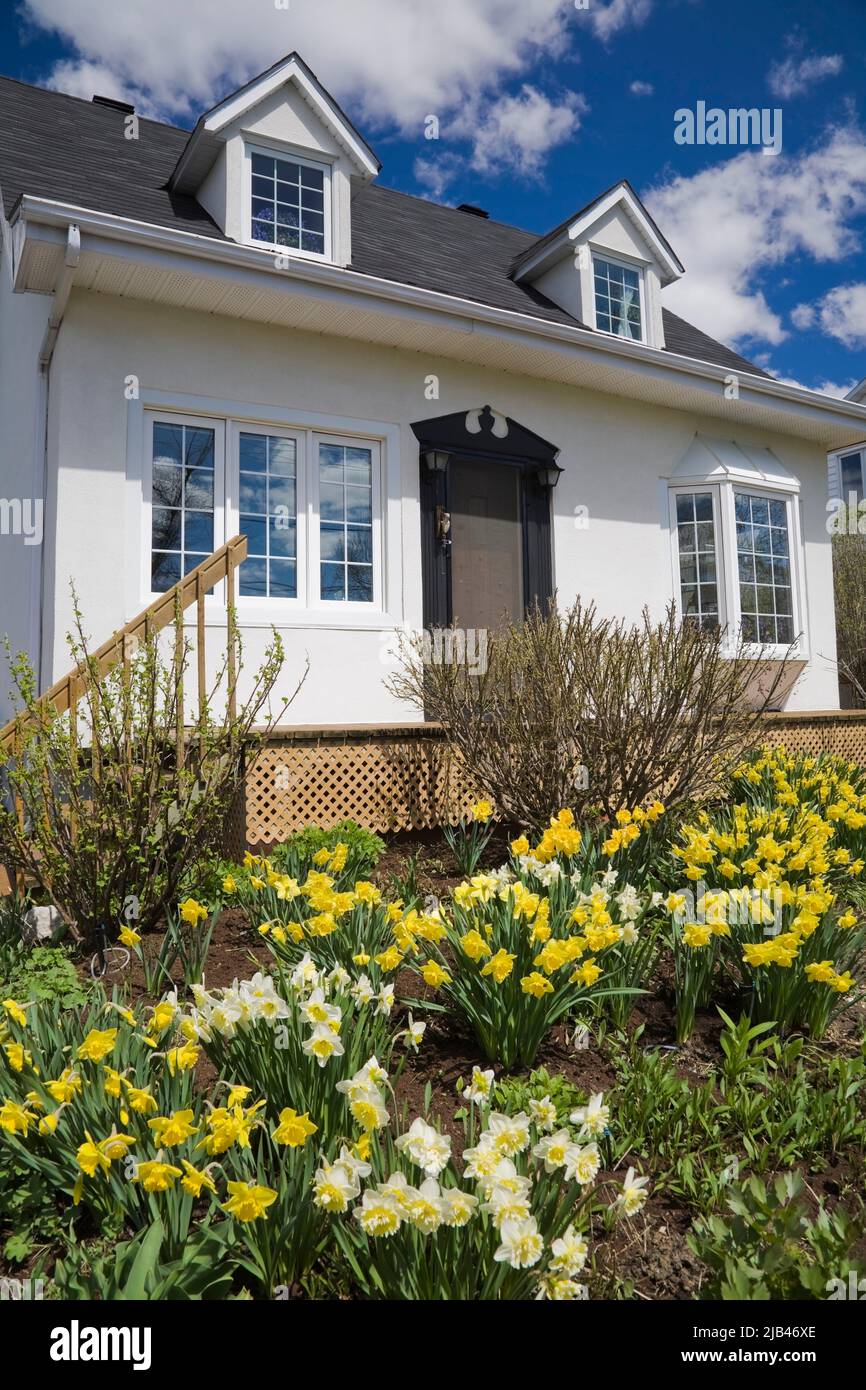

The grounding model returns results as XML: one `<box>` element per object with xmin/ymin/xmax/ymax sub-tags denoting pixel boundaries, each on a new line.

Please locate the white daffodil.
<box><xmin>375</xmin><ymin>983</ymin><xmax>395</xmax><ymax>1016</ymax></box>
<box><xmin>406</xmin><ymin>1177</ymin><xmax>446</xmax><ymax>1234</ymax></box>
<box><xmin>486</xmin><ymin>1110</ymin><xmax>531</xmax><ymax>1157</ymax></box>
<box><xmin>616</xmin><ymin>1166</ymin><xmax>650</xmax><ymax>1216</ymax></box>
<box><xmin>464</xmin><ymin>1066</ymin><xmax>495</xmax><ymax>1106</ymax></box>
<box><xmin>300</xmin><ymin>987</ymin><xmax>341</xmax><ymax>1029</ymax></box>
<box><xmin>462</xmin><ymin>1136</ymin><xmax>501</xmax><ymax>1183</ymax></box>
<box><xmin>475</xmin><ymin>1158</ymin><xmax>532</xmax><ymax>1202</ymax></box>
<box><xmin>350</xmin><ymin>974</ymin><xmax>376</xmax><ymax>1006</ymax></box>
<box><xmin>621</xmin><ymin>922</ymin><xmax>639</xmax><ymax>945</ymax></box>
<box><xmin>529</xmin><ymin>1096</ymin><xmax>557</xmax><ymax>1132</ymax></box>
<box><xmin>347</xmin><ymin>1086</ymin><xmax>390</xmax><ymax>1133</ymax></box>
<box><xmin>564</xmin><ymin>1142</ymin><xmax>601</xmax><ymax>1186</ymax></box>
<box><xmin>570</xmin><ymin>1092</ymin><xmax>610</xmax><ymax>1139</ymax></box>
<box><xmin>312</xmin><ymin>1160</ymin><xmax>360</xmax><ymax>1212</ymax></box>
<box><xmin>402</xmin><ymin>1014</ymin><xmax>427</xmax><ymax>1050</ymax></box>
<box><xmin>493</xmin><ymin>1216</ymin><xmax>544</xmax><ymax>1270</ymax></box>
<box><xmin>355</xmin><ymin>1056</ymin><xmax>388</xmax><ymax>1088</ymax></box>
<box><xmin>354</xmin><ymin>1189</ymin><xmax>403</xmax><ymax>1237</ymax></box>
<box><xmin>302</xmin><ymin>1023</ymin><xmax>345</xmax><ymax>1068</ymax></box>
<box><xmin>377</xmin><ymin>1171</ymin><xmax>415</xmax><ymax>1210</ymax></box>
<box><xmin>615</xmin><ymin>884</ymin><xmax>641</xmax><ymax>921</ymax></box>
<box><xmin>549</xmin><ymin>1223</ymin><xmax>589</xmax><ymax>1276</ymax></box>
<box><xmin>334</xmin><ymin>1145</ymin><xmax>372</xmax><ymax>1184</ymax></box>
<box><xmin>395</xmin><ymin>1117</ymin><xmax>451</xmax><ymax>1178</ymax></box>
<box><xmin>482</xmin><ymin>1187</ymin><xmax>532</xmax><ymax>1228</ymax></box>
<box><xmin>534</xmin><ymin>860</ymin><xmax>562</xmax><ymax>886</ymax></box>
<box><xmin>537</xmin><ymin>1276</ymin><xmax>588</xmax><ymax>1300</ymax></box>
<box><xmin>328</xmin><ymin>965</ymin><xmax>351</xmax><ymax>992</ymax></box>
<box><xmin>439</xmin><ymin>1186</ymin><xmax>479</xmax><ymax>1227</ymax></box>
<box><xmin>531</xmin><ymin>1129</ymin><xmax>573</xmax><ymax>1172</ymax></box>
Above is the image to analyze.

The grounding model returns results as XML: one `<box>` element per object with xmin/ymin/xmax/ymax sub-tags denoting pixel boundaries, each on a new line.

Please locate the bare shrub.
<box><xmin>388</xmin><ymin>600</ymin><xmax>792</xmax><ymax>829</ymax></box>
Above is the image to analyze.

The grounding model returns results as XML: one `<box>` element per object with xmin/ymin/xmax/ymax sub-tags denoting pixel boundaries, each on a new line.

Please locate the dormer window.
<box><xmin>592</xmin><ymin>254</ymin><xmax>644</xmax><ymax>342</ymax></box>
<box><xmin>248</xmin><ymin>145</ymin><xmax>330</xmax><ymax>258</ymax></box>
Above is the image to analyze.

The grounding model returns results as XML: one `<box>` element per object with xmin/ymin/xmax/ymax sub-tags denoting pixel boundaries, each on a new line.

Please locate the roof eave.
<box><xmin>13</xmin><ymin>195</ymin><xmax>866</xmax><ymax>447</ymax></box>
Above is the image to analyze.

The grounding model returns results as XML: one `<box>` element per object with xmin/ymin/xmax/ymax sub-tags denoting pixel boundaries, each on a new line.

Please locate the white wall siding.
<box><xmin>40</xmin><ymin>289</ymin><xmax>841</xmax><ymax>723</ymax></box>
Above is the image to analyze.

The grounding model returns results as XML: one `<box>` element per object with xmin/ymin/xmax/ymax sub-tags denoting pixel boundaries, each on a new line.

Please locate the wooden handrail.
<box><xmin>0</xmin><ymin>535</ymin><xmax>248</xmax><ymax>753</ymax></box>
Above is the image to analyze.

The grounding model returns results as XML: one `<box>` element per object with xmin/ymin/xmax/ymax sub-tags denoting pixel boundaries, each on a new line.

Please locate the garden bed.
<box><xmin>2</xmin><ymin>748</ymin><xmax>866</xmax><ymax>1302</ymax></box>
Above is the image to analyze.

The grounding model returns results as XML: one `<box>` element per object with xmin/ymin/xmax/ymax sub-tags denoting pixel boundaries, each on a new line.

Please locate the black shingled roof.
<box><xmin>0</xmin><ymin>72</ymin><xmax>770</xmax><ymax>380</ymax></box>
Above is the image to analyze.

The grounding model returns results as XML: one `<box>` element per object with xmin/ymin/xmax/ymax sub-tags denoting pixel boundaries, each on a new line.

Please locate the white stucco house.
<box><xmin>2</xmin><ymin>50</ymin><xmax>866</xmax><ymax>729</ymax></box>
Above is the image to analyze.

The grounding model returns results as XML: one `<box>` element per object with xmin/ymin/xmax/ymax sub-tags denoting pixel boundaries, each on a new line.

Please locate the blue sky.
<box><xmin>2</xmin><ymin>0</ymin><xmax>865</xmax><ymax>392</ymax></box>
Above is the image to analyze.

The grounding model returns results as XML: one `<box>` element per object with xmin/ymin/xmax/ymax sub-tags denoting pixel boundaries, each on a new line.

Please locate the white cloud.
<box><xmin>464</xmin><ymin>85</ymin><xmax>586</xmax><ymax>177</ymax></box>
<box><xmin>20</xmin><ymin>0</ymin><xmax>574</xmax><ymax>131</ymax></box>
<box><xmin>630</xmin><ymin>80</ymin><xmax>654</xmax><ymax>97</ymax></box>
<box><xmin>646</xmin><ymin>126</ymin><xmax>866</xmax><ymax>348</ymax></box>
<box><xmin>790</xmin><ymin>284</ymin><xmax>866</xmax><ymax>348</ymax></box>
<box><xmin>773</xmin><ymin>374</ymin><xmax>857</xmax><ymax>399</ymax></box>
<box><xmin>581</xmin><ymin>0</ymin><xmax>653</xmax><ymax>43</ymax></box>
<box><xmin>767</xmin><ymin>52</ymin><xmax>843</xmax><ymax>100</ymax></box>
<box><xmin>413</xmin><ymin>153</ymin><xmax>464</xmax><ymax>200</ymax></box>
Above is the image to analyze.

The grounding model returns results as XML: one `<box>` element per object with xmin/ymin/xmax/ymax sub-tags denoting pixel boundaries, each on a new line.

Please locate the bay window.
<box><xmin>669</xmin><ymin>480</ymin><xmax>802</xmax><ymax>654</ymax></box>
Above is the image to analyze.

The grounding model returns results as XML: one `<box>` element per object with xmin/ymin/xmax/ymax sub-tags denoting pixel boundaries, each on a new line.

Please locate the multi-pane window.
<box><xmin>593</xmin><ymin>256</ymin><xmax>642</xmax><ymax>340</ymax></box>
<box><xmin>735</xmin><ymin>492</ymin><xmax>793</xmax><ymax>645</ymax></box>
<box><xmin>318</xmin><ymin>442</ymin><xmax>374</xmax><ymax>602</ymax></box>
<box><xmin>250</xmin><ymin>151</ymin><xmax>326</xmax><ymax>255</ymax></box>
<box><xmin>151</xmin><ymin>422</ymin><xmax>215</xmax><ymax>591</ymax></box>
<box><xmin>238</xmin><ymin>432</ymin><xmax>297</xmax><ymax>598</ymax></box>
<box><xmin>839</xmin><ymin>450</ymin><xmax>865</xmax><ymax>503</ymax></box>
<box><xmin>675</xmin><ymin>492</ymin><xmax>719</xmax><ymax>629</ymax></box>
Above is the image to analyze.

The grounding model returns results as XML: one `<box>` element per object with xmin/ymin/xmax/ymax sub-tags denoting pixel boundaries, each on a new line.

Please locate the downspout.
<box><xmin>33</xmin><ymin>223</ymin><xmax>79</xmax><ymax>692</ymax></box>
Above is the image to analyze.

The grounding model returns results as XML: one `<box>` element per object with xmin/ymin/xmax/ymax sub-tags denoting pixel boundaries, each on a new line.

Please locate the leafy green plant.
<box><xmin>52</xmin><ymin>1217</ymin><xmax>236</xmax><ymax>1300</ymax></box>
<box><xmin>3</xmin><ymin>946</ymin><xmax>88</xmax><ymax>1009</ymax></box>
<box><xmin>491</xmin><ymin>1066</ymin><xmax>586</xmax><ymax>1126</ymax></box>
<box><xmin>270</xmin><ymin>821</ymin><xmax>385</xmax><ymax>881</ymax></box>
<box><xmin>689</xmin><ymin>1172</ymin><xmax>864</xmax><ymax>1299</ymax></box>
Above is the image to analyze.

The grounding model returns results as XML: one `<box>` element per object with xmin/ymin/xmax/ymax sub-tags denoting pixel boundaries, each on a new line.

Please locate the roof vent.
<box><xmin>92</xmin><ymin>94</ymin><xmax>135</xmax><ymax>114</ymax></box>
<box><xmin>457</xmin><ymin>203</ymin><xmax>490</xmax><ymax>218</ymax></box>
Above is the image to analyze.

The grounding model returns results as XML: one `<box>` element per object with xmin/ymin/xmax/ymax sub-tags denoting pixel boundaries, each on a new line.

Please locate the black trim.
<box><xmin>414</xmin><ymin>404</ymin><xmax>558</xmax><ymax>623</ymax></box>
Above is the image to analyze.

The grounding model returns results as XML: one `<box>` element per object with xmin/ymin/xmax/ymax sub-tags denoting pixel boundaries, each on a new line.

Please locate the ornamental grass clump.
<box><xmin>664</xmin><ymin>747</ymin><xmax>866</xmax><ymax>1040</ymax></box>
<box><xmin>405</xmin><ymin>807</ymin><xmax>665</xmax><ymax>1066</ymax></box>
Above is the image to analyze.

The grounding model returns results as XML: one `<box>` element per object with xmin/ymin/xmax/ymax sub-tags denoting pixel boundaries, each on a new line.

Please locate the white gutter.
<box><xmin>13</xmin><ymin>195</ymin><xmax>866</xmax><ymax>435</ymax></box>
<box><xmin>38</xmin><ymin>222</ymin><xmax>80</xmax><ymax>368</ymax></box>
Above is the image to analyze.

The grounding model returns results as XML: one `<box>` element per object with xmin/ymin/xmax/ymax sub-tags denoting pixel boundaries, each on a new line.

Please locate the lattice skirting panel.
<box><xmin>761</xmin><ymin>711</ymin><xmax>866</xmax><ymax>761</ymax></box>
<box><xmin>223</xmin><ymin>725</ymin><xmax>479</xmax><ymax>855</ymax></box>
<box><xmin>222</xmin><ymin>713</ymin><xmax>866</xmax><ymax>856</ymax></box>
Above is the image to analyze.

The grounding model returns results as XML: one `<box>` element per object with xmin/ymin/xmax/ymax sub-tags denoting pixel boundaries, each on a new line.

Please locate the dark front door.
<box><xmin>449</xmin><ymin>458</ymin><xmax>524</xmax><ymax>630</ymax></box>
<box><xmin>413</xmin><ymin>404</ymin><xmax>560</xmax><ymax>630</ymax></box>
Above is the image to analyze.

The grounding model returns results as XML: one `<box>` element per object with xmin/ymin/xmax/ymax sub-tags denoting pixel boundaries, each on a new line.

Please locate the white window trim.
<box><xmin>829</xmin><ymin>445</ymin><xmax>866</xmax><ymax>502</ymax></box>
<box><xmin>243</xmin><ymin>137</ymin><xmax>333</xmax><ymax>263</ymax></box>
<box><xmin>667</xmin><ymin>476</ymin><xmax>808</xmax><ymax>661</ymax></box>
<box><xmin>590</xmin><ymin>249</ymin><xmax>647</xmax><ymax>345</ymax></box>
<box><xmin>142</xmin><ymin>410</ymin><xmax>226</xmax><ymax>607</ymax></box>
<box><xmin>129</xmin><ymin>392</ymin><xmax>399</xmax><ymax>630</ymax></box>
